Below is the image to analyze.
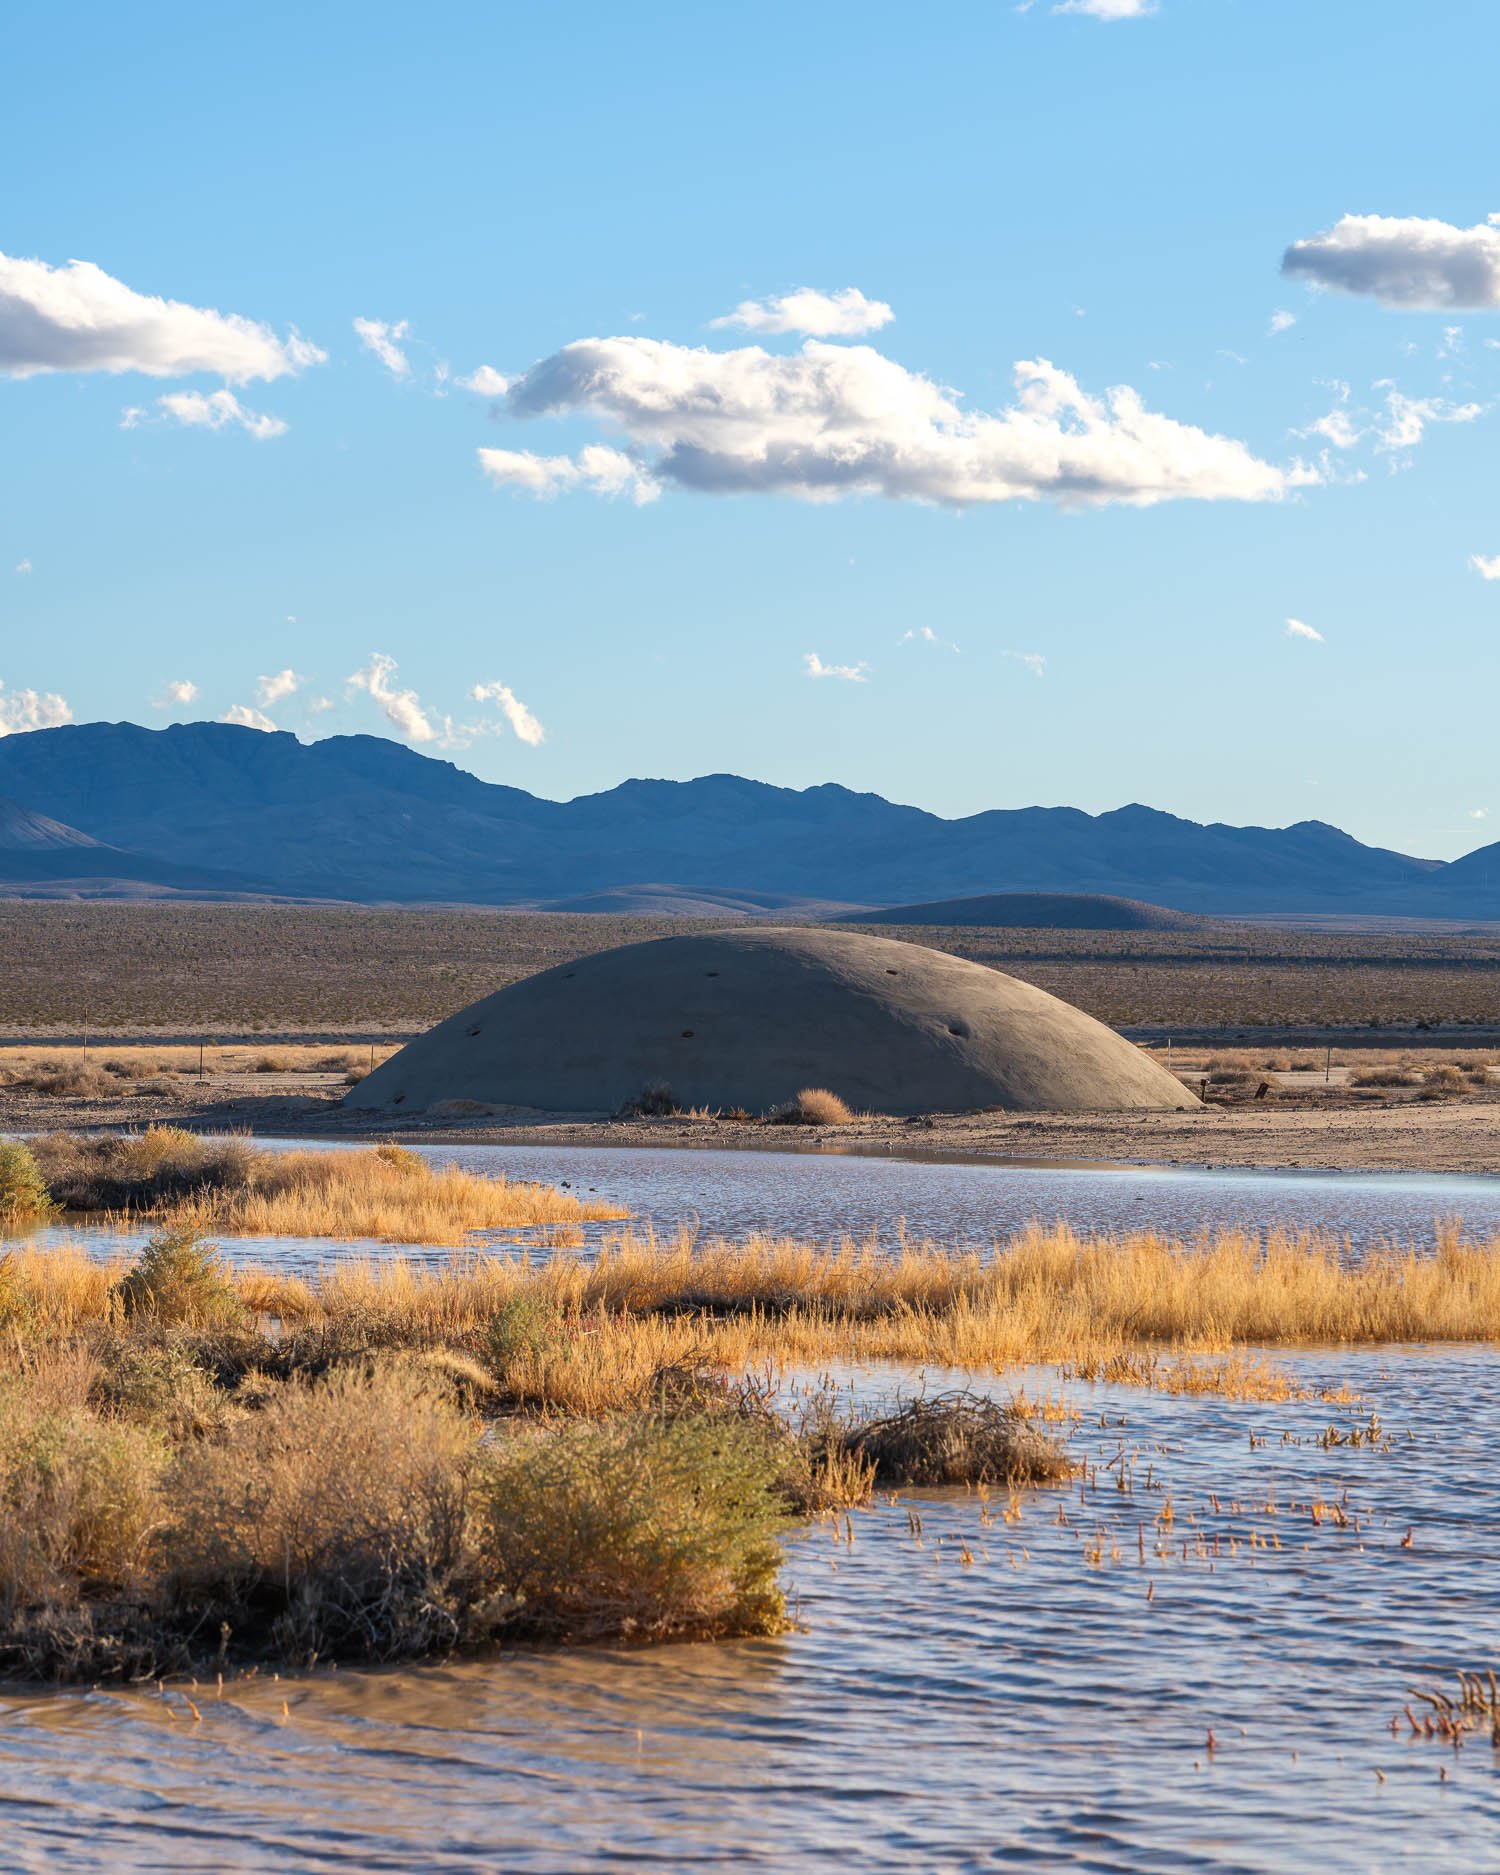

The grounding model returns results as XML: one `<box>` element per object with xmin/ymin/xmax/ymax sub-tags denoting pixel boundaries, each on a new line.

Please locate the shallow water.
<box><xmin>3</xmin><ymin>1350</ymin><xmax>1498</xmax><ymax>1872</ymax></box>
<box><xmin>14</xmin><ymin>1137</ymin><xmax>1500</xmax><ymax>1274</ymax></box>
<box><xmin>8</xmin><ymin>1141</ymin><xmax>1500</xmax><ymax>1866</ymax></box>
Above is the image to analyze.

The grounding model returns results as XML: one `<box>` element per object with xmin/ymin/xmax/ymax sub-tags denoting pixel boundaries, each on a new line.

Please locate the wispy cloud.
<box><xmin>1469</xmin><ymin>807</ymin><xmax>1488</xmax><ymax>821</ymax></box>
<box><xmin>710</xmin><ymin>287</ymin><xmax>894</xmax><ymax>338</ymax></box>
<box><xmin>14</xmin><ymin>558</ymin><xmax>32</xmax><ymax>575</ymax></box>
<box><xmin>1268</xmin><ymin>309</ymin><xmax>1297</xmax><ymax>336</ymax></box>
<box><xmin>353</xmin><ymin>317</ymin><xmax>412</xmax><ymax>378</ymax></box>
<box><xmin>899</xmin><ymin>625</ymin><xmax>961</xmax><ymax>652</ymax></box>
<box><xmin>347</xmin><ymin>652</ymin><xmax>436</xmax><ymax>742</ymax></box>
<box><xmin>1285</xmin><ymin>618</ymin><xmax>1324</xmax><ymax>642</ymax></box>
<box><xmin>256</xmin><ymin>668</ymin><xmax>301</xmax><ymax>706</ymax></box>
<box><xmin>1003</xmin><ymin>650</ymin><xmax>1047</xmax><ymax>677</ymax></box>
<box><xmin>1470</xmin><ymin>553</ymin><xmax>1500</xmax><ymax>580</ymax></box>
<box><xmin>124</xmin><ymin>389</ymin><xmax>288</xmax><ymax>439</ymax></box>
<box><xmin>222</xmin><ymin>703</ymin><xmax>277</xmax><ymax>731</ymax></box>
<box><xmin>0</xmin><ymin>681</ymin><xmax>72</xmax><ymax>736</ymax></box>
<box><xmin>153</xmin><ymin>679</ymin><xmax>198</xmax><ymax>709</ymax></box>
<box><xmin>1282</xmin><ymin>212</ymin><xmax>1500</xmax><ymax>310</ymax></box>
<box><xmin>1052</xmin><ymin>0</ymin><xmax>1157</xmax><ymax>17</ymax></box>
<box><xmin>489</xmin><ymin>334</ymin><xmax>1312</xmax><ymax>510</ymax></box>
<box><xmin>804</xmin><ymin>652</ymin><xmax>869</xmax><ymax>683</ymax></box>
<box><xmin>469</xmin><ymin>680</ymin><xmax>545</xmax><ymax>746</ymax></box>
<box><xmin>0</xmin><ymin>251</ymin><xmax>323</xmax><ymax>382</ymax></box>
<box><xmin>1295</xmin><ymin>379</ymin><xmax>1482</xmax><ymax>460</ymax></box>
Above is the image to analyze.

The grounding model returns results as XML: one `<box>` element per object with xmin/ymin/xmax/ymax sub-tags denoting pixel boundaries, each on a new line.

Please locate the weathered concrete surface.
<box><xmin>345</xmin><ymin>927</ymin><xmax>1199</xmax><ymax>1117</ymax></box>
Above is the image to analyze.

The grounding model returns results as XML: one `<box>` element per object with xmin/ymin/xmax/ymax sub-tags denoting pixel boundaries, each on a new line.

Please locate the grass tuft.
<box><xmin>770</xmin><ymin>1087</ymin><xmax>854</xmax><ymax>1126</ymax></box>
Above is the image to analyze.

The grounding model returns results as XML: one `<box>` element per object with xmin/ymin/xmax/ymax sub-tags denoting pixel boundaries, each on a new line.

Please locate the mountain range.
<box><xmin>0</xmin><ymin>720</ymin><xmax>1493</xmax><ymax>918</ymax></box>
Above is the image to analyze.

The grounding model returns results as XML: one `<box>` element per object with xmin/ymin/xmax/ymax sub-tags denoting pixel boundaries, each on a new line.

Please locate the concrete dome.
<box><xmin>346</xmin><ymin>927</ymin><xmax>1197</xmax><ymax>1118</ymax></box>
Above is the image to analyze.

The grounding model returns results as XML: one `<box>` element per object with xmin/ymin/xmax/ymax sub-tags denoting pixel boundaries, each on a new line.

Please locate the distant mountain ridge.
<box><xmin>0</xmin><ymin>720</ymin><xmax>1488</xmax><ymax>917</ymax></box>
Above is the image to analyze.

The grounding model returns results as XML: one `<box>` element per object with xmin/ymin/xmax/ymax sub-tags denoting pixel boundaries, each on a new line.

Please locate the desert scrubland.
<box><xmin>3</xmin><ymin>903</ymin><xmax>1500</xmax><ymax>1036</ymax></box>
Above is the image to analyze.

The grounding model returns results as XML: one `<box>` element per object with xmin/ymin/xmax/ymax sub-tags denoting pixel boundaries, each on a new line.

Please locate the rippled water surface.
<box><xmin>20</xmin><ymin>1138</ymin><xmax>1500</xmax><ymax>1273</ymax></box>
<box><xmin>7</xmin><ymin>1142</ymin><xmax>1500</xmax><ymax>1867</ymax></box>
<box><xmin>4</xmin><ymin>1350</ymin><xmax>1498</xmax><ymax>1872</ymax></box>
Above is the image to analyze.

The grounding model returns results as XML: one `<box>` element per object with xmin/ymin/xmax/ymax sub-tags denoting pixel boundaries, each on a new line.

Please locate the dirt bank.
<box><xmin>4</xmin><ymin>1073</ymin><xmax>1498</xmax><ymax>1175</ymax></box>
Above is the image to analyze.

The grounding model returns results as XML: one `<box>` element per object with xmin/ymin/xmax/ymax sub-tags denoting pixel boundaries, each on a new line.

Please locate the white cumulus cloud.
<box><xmin>478</xmin><ymin>443</ymin><xmax>658</xmax><ymax>504</ymax></box>
<box><xmin>153</xmin><ymin>679</ymin><xmax>198</xmax><ymax>709</ymax></box>
<box><xmin>490</xmin><ymin>335</ymin><xmax>1309</xmax><ymax>510</ymax></box>
<box><xmin>354</xmin><ymin>317</ymin><xmax>412</xmax><ymax>377</ymax></box>
<box><xmin>1268</xmin><ymin>309</ymin><xmax>1297</xmax><ymax>336</ymax></box>
<box><xmin>1469</xmin><ymin>808</ymin><xmax>1488</xmax><ymax>820</ymax></box>
<box><xmin>1282</xmin><ymin>213</ymin><xmax>1500</xmax><ymax>310</ymax></box>
<box><xmin>144</xmin><ymin>388</ymin><xmax>288</xmax><ymax>439</ymax></box>
<box><xmin>469</xmin><ymin>680</ymin><xmax>545</xmax><ymax>746</ymax></box>
<box><xmin>804</xmin><ymin>652</ymin><xmax>869</xmax><ymax>683</ymax></box>
<box><xmin>457</xmin><ymin>365</ymin><xmax>510</xmax><ymax>395</ymax></box>
<box><xmin>256</xmin><ymin>668</ymin><xmax>301</xmax><ymax>706</ymax></box>
<box><xmin>710</xmin><ymin>287</ymin><xmax>894</xmax><ymax>337</ymax></box>
<box><xmin>1285</xmin><ymin>618</ymin><xmax>1324</xmax><ymax>642</ymax></box>
<box><xmin>0</xmin><ymin>252</ymin><xmax>323</xmax><ymax>381</ymax></box>
<box><xmin>347</xmin><ymin>652</ymin><xmax>436</xmax><ymax>742</ymax></box>
<box><xmin>222</xmin><ymin>703</ymin><xmax>277</xmax><ymax>731</ymax></box>
<box><xmin>14</xmin><ymin>558</ymin><xmax>31</xmax><ymax>575</ymax></box>
<box><xmin>1471</xmin><ymin>553</ymin><xmax>1500</xmax><ymax>580</ymax></box>
<box><xmin>0</xmin><ymin>682</ymin><xmax>72</xmax><ymax>736</ymax></box>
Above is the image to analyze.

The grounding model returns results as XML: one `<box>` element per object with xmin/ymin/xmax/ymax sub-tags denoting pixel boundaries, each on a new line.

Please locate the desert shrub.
<box><xmin>30</xmin><ymin>1127</ymin><xmax>256</xmax><ymax>1212</ymax></box>
<box><xmin>0</xmin><ymin>1376</ymin><xmax>167</xmax><ymax>1614</ymax></box>
<box><xmin>835</xmin><ymin>1393</ymin><xmax>1072</xmax><ymax>1487</ymax></box>
<box><xmin>101</xmin><ymin>1056</ymin><xmax>153</xmax><ymax>1081</ymax></box>
<box><xmin>484</xmin><ymin>1293</ymin><xmax>564</xmax><ymax>1374</ymax></box>
<box><xmin>12</xmin><ymin>1061</ymin><xmax>112</xmax><ymax>1100</ymax></box>
<box><xmin>0</xmin><ymin>1142</ymin><xmax>55</xmax><ymax>1221</ymax></box>
<box><xmin>1419</xmin><ymin>1064</ymin><xmax>1471</xmax><ymax>1101</ymax></box>
<box><xmin>90</xmin><ymin>1333</ymin><xmax>234</xmax><ymax>1439</ymax></box>
<box><xmin>167</xmin><ymin>1364</ymin><xmax>478</xmax><ymax>1662</ymax></box>
<box><xmin>1351</xmin><ymin>1065</ymin><xmax>1422</xmax><ymax>1088</ymax></box>
<box><xmin>476</xmin><ymin>1413</ymin><xmax>789</xmax><ymax>1643</ymax></box>
<box><xmin>116</xmin><ymin>1228</ymin><xmax>244</xmax><ymax>1327</ymax></box>
<box><xmin>770</xmin><ymin>1087</ymin><xmax>854</xmax><ymax>1126</ymax></box>
<box><xmin>619</xmin><ymin>1082</ymin><xmax>679</xmax><ymax>1118</ymax></box>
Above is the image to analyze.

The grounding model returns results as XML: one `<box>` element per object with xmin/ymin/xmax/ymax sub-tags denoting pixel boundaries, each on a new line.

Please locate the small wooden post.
<box><xmin>1325</xmin><ymin>1045</ymin><xmax>1332</xmax><ymax>1085</ymax></box>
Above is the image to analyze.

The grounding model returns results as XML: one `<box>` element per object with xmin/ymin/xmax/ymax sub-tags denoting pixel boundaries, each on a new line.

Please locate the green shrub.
<box><xmin>483</xmin><ymin>1294</ymin><xmax>563</xmax><ymax>1373</ymax></box>
<box><xmin>0</xmin><ymin>1143</ymin><xmax>55</xmax><ymax>1222</ymax></box>
<box><xmin>476</xmin><ymin>1413</ymin><xmax>789</xmax><ymax>1644</ymax></box>
<box><xmin>116</xmin><ymin>1228</ymin><xmax>244</xmax><ymax>1327</ymax></box>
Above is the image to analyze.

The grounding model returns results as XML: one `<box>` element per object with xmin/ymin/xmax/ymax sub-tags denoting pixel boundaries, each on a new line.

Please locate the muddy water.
<box><xmin>4</xmin><ymin>1350</ymin><xmax>1500</xmax><ymax>1871</ymax></box>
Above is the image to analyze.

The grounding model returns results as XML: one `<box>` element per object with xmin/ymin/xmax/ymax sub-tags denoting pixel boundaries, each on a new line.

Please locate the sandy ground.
<box><xmin>3</xmin><ymin>1072</ymin><xmax>1497</xmax><ymax>1174</ymax></box>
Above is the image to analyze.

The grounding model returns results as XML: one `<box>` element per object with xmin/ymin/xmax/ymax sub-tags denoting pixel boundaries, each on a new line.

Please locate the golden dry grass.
<box><xmin>8</xmin><ymin>1220</ymin><xmax>1500</xmax><ymax>1412</ymax></box>
<box><xmin>28</xmin><ymin>1128</ymin><xmax>626</xmax><ymax>1246</ymax></box>
<box><xmin>0</xmin><ymin>1042</ymin><xmax>399</xmax><ymax>1086</ymax></box>
<box><xmin>164</xmin><ymin>1144</ymin><xmax>624</xmax><ymax>1244</ymax></box>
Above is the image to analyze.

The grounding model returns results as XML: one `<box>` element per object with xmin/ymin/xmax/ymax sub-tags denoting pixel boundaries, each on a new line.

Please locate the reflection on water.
<box><xmin>13</xmin><ymin>1138</ymin><xmax>1500</xmax><ymax>1275</ymax></box>
<box><xmin>3</xmin><ymin>1351</ymin><xmax>1499</xmax><ymax>1872</ymax></box>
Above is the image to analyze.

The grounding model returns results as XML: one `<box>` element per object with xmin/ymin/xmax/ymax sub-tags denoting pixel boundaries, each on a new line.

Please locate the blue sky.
<box><xmin>3</xmin><ymin>0</ymin><xmax>1498</xmax><ymax>858</ymax></box>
